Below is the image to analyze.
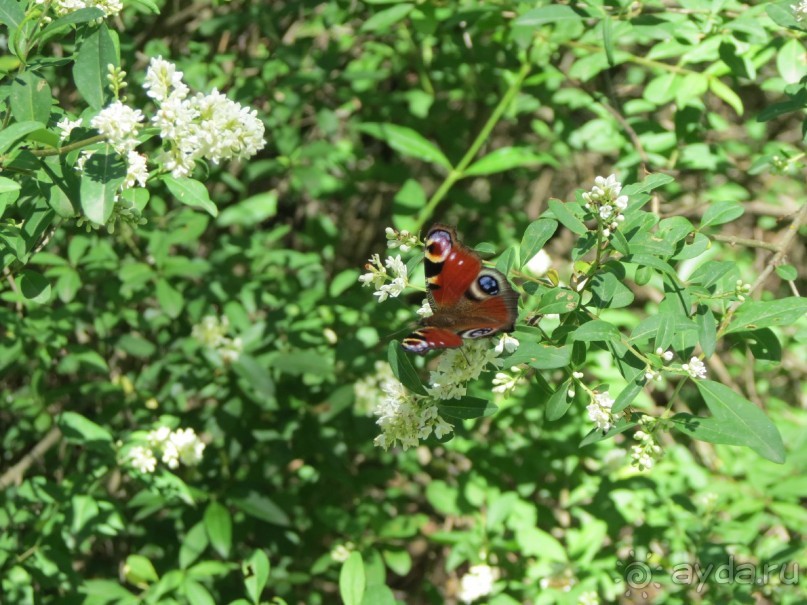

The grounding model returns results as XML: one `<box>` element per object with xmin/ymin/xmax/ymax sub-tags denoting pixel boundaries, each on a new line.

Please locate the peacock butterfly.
<box><xmin>401</xmin><ymin>224</ymin><xmax>519</xmax><ymax>354</ymax></box>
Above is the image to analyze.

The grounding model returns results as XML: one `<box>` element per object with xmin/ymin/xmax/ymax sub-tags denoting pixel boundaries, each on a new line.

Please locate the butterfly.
<box><xmin>401</xmin><ymin>224</ymin><xmax>519</xmax><ymax>354</ymax></box>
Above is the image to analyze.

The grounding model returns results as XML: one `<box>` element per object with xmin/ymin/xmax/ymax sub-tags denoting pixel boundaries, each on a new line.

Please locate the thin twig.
<box><xmin>0</xmin><ymin>428</ymin><xmax>62</xmax><ymax>490</ymax></box>
<box><xmin>711</xmin><ymin>233</ymin><xmax>779</xmax><ymax>252</ymax></box>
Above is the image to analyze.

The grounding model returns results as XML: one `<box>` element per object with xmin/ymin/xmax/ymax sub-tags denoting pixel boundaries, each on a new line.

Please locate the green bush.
<box><xmin>1</xmin><ymin>0</ymin><xmax>806</xmax><ymax>603</ymax></box>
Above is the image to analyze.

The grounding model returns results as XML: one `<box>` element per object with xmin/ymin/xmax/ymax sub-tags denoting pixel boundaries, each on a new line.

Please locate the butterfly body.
<box><xmin>402</xmin><ymin>225</ymin><xmax>519</xmax><ymax>354</ymax></box>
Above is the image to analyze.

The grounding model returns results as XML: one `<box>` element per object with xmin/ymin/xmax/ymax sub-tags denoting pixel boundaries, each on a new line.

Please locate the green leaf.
<box><xmin>10</xmin><ymin>71</ymin><xmax>52</xmax><ymax>124</ymax></box>
<box><xmin>218</xmin><ymin>191</ymin><xmax>278</xmax><ymax>227</ymax></box>
<box><xmin>590</xmin><ymin>270</ymin><xmax>634</xmax><ymax>309</ymax></box>
<box><xmin>612</xmin><ymin>378</ymin><xmax>644</xmax><ymax>414</ymax></box>
<box><xmin>361</xmin><ymin>585</ymin><xmax>396</xmax><ymax>605</ymax></box>
<box><xmin>536</xmin><ymin>288</ymin><xmax>579</xmax><ymax>314</ymax></box>
<box><xmin>243</xmin><ymin>550</ymin><xmax>270</xmax><ymax>605</ymax></box>
<box><xmin>361</xmin><ymin>3</ymin><xmax>413</xmax><ymax>32</ymax></box>
<box><xmin>19</xmin><ymin>269</ymin><xmax>51</xmax><ymax>303</ymax></box>
<box><xmin>701</xmin><ymin>200</ymin><xmax>744</xmax><ymax>228</ymax></box>
<box><xmin>621</xmin><ymin>172</ymin><xmax>675</xmax><ymax>196</ymax></box>
<box><xmin>688</xmin><ymin>380</ymin><xmax>785</xmax><ymax>463</ymax></box>
<box><xmin>58</xmin><ymin>411</ymin><xmax>113</xmax><ymax>447</ymax></box>
<box><xmin>725</xmin><ymin>297</ymin><xmax>807</xmax><ymax>334</ymax></box>
<box><xmin>0</xmin><ymin>0</ymin><xmax>25</xmax><ymax>33</ymax></box>
<box><xmin>438</xmin><ymin>396</ymin><xmax>498</xmax><ymax>420</ymax></box>
<box><xmin>183</xmin><ymin>578</ymin><xmax>216</xmax><ymax>605</ymax></box>
<box><xmin>709</xmin><ymin>77</ymin><xmax>743</xmax><ymax>116</ymax></box>
<box><xmin>73</xmin><ymin>24</ymin><xmax>118</xmax><ymax>109</ymax></box>
<box><xmin>389</xmin><ymin>341</ymin><xmax>427</xmax><ymax>394</ymax></box>
<box><xmin>232</xmin><ymin>355</ymin><xmax>276</xmax><ymax>401</ymax></box>
<box><xmin>0</xmin><ymin>120</ymin><xmax>47</xmax><ymax>153</ymax></box>
<box><xmin>546</xmin><ymin>378</ymin><xmax>573</xmax><ymax>421</ymax></box>
<box><xmin>40</xmin><ymin>7</ymin><xmax>105</xmax><ymax>38</ymax></box>
<box><xmin>163</xmin><ymin>176</ymin><xmax>218</xmax><ymax>217</ymax></box>
<box><xmin>179</xmin><ymin>522</ymin><xmax>208</xmax><ymax>569</ymax></box>
<box><xmin>514</xmin><ymin>5</ymin><xmax>583</xmax><ymax>26</ymax></box>
<box><xmin>204</xmin><ymin>502</ymin><xmax>233</xmax><ymax>559</ymax></box>
<box><xmin>519</xmin><ymin>219</ymin><xmax>558</xmax><ymax>267</ymax></box>
<box><xmin>695</xmin><ymin>305</ymin><xmax>717</xmax><ymax>358</ymax></box>
<box><xmin>465</xmin><ymin>147</ymin><xmax>550</xmax><ymax>177</ymax></box>
<box><xmin>230</xmin><ymin>492</ymin><xmax>290</xmax><ymax>527</ymax></box>
<box><xmin>547</xmin><ymin>198</ymin><xmax>587</xmax><ymax>235</ymax></box>
<box><xmin>505</xmin><ymin>342</ymin><xmax>572</xmax><ymax>369</ymax></box>
<box><xmin>777</xmin><ymin>38</ymin><xmax>807</xmax><ymax>84</ymax></box>
<box><xmin>766</xmin><ymin>1</ymin><xmax>806</xmax><ymax>31</ymax></box>
<box><xmin>775</xmin><ymin>264</ymin><xmax>797</xmax><ymax>281</ymax></box>
<box><xmin>572</xmin><ymin>319</ymin><xmax>620</xmax><ymax>342</ymax></box>
<box><xmin>358</xmin><ymin>122</ymin><xmax>451</xmax><ymax>169</ymax></box>
<box><xmin>124</xmin><ymin>554</ymin><xmax>159</xmax><ymax>586</ymax></box>
<box><xmin>156</xmin><ymin>278</ymin><xmax>184</xmax><ymax>318</ymax></box>
<box><xmin>80</xmin><ymin>150</ymin><xmax>126</xmax><ymax>225</ymax></box>
<box><xmin>340</xmin><ymin>552</ymin><xmax>366</xmax><ymax>605</ymax></box>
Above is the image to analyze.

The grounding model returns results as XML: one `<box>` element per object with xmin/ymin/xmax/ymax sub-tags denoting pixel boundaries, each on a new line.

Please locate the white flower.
<box><xmin>373</xmin><ymin>277</ymin><xmax>406</xmax><ymax>302</ymax></box>
<box><xmin>572</xmin><ymin>371</ymin><xmax>584</xmax><ymax>379</ymax></box>
<box><xmin>373</xmin><ymin>378</ymin><xmax>454</xmax><ymax>450</ymax></box>
<box><xmin>330</xmin><ymin>543</ymin><xmax>354</xmax><ymax>562</ymax></box>
<box><xmin>122</xmin><ymin>150</ymin><xmax>149</xmax><ymax>189</ymax></box>
<box><xmin>795</xmin><ymin>0</ymin><xmax>807</xmax><ymax>21</ymax></box>
<box><xmin>578</xmin><ymin>590</ymin><xmax>599</xmax><ymax>605</ymax></box>
<box><xmin>492</xmin><ymin>371</ymin><xmax>518</xmax><ymax>394</ymax></box>
<box><xmin>57</xmin><ymin>117</ymin><xmax>82</xmax><ymax>141</ymax></box>
<box><xmin>75</xmin><ymin>149</ymin><xmax>93</xmax><ymax>173</ymax></box>
<box><xmin>385</xmin><ymin>227</ymin><xmax>419</xmax><ymax>252</ymax></box>
<box><xmin>494</xmin><ymin>333</ymin><xmax>519</xmax><ymax>355</ymax></box>
<box><xmin>427</xmin><ymin>340</ymin><xmax>500</xmax><ymax>400</ymax></box>
<box><xmin>587</xmin><ymin>391</ymin><xmax>615</xmax><ymax>431</ymax></box>
<box><xmin>37</xmin><ymin>0</ymin><xmax>122</xmax><ymax>17</ymax></box>
<box><xmin>143</xmin><ymin>56</ymin><xmax>189</xmax><ymax>102</ymax></box>
<box><xmin>358</xmin><ymin>254</ymin><xmax>387</xmax><ymax>289</ymax></box>
<box><xmin>128</xmin><ymin>446</ymin><xmax>157</xmax><ymax>474</ymax></box>
<box><xmin>147</xmin><ymin>426</ymin><xmax>172</xmax><ymax>449</ymax></box>
<box><xmin>192</xmin><ymin>315</ymin><xmax>229</xmax><ymax>348</ymax></box>
<box><xmin>219</xmin><ymin>336</ymin><xmax>242</xmax><ymax>364</ymax></box>
<box><xmin>682</xmin><ymin>357</ymin><xmax>707</xmax><ymax>379</ymax></box>
<box><xmin>416</xmin><ymin>298</ymin><xmax>434</xmax><ymax>318</ymax></box>
<box><xmin>169</xmin><ymin>428</ymin><xmax>205</xmax><ymax>466</ymax></box>
<box><xmin>599</xmin><ymin>205</ymin><xmax>614</xmax><ymax>220</ymax></box>
<box><xmin>524</xmin><ymin>248</ymin><xmax>552</xmax><ymax>276</ymax></box>
<box><xmin>614</xmin><ymin>195</ymin><xmax>629</xmax><ymax>210</ymax></box>
<box><xmin>90</xmin><ymin>101</ymin><xmax>144</xmax><ymax>155</ymax></box>
<box><xmin>384</xmin><ymin>254</ymin><xmax>407</xmax><ymax>281</ymax></box>
<box><xmin>459</xmin><ymin>564</ymin><xmax>499</xmax><ymax>603</ymax></box>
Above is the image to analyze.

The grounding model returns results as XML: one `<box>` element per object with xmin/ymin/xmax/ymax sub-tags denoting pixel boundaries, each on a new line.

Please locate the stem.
<box><xmin>414</xmin><ymin>61</ymin><xmax>531</xmax><ymax>230</ymax></box>
<box><xmin>0</xmin><ymin>134</ymin><xmax>108</xmax><ymax>166</ymax></box>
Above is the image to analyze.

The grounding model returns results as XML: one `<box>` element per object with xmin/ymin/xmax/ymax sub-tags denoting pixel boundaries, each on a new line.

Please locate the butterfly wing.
<box><xmin>401</xmin><ymin>327</ymin><xmax>464</xmax><ymax>354</ymax></box>
<box><xmin>423</xmin><ymin>225</ymin><xmax>482</xmax><ymax>309</ymax></box>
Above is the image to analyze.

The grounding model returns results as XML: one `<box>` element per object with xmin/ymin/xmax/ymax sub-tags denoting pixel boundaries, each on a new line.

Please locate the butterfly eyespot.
<box><xmin>477</xmin><ymin>274</ymin><xmax>500</xmax><ymax>295</ymax></box>
<box><xmin>425</xmin><ymin>230</ymin><xmax>452</xmax><ymax>262</ymax></box>
<box><xmin>461</xmin><ymin>327</ymin><xmax>493</xmax><ymax>339</ymax></box>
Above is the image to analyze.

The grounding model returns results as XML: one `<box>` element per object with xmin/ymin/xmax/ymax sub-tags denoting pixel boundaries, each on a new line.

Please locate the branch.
<box><xmin>0</xmin><ymin>428</ymin><xmax>62</xmax><ymax>490</ymax></box>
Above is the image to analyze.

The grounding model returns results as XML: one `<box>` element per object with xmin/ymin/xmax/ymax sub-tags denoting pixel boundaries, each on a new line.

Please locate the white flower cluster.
<box><xmin>373</xmin><ymin>378</ymin><xmax>454</xmax><ymax>450</ymax></box>
<box><xmin>682</xmin><ymin>356</ymin><xmax>707</xmax><ymax>379</ymax></box>
<box><xmin>458</xmin><ymin>564</ymin><xmax>499</xmax><ymax>603</ymax></box>
<box><xmin>577</xmin><ymin>591</ymin><xmax>600</xmax><ymax>605</ymax></box>
<box><xmin>491</xmin><ymin>367</ymin><xmax>520</xmax><ymax>394</ymax></box>
<box><xmin>631</xmin><ymin>417</ymin><xmax>663</xmax><ymax>471</ymax></box>
<box><xmin>581</xmin><ymin>174</ymin><xmax>629</xmax><ymax>238</ymax></box>
<box><xmin>385</xmin><ymin>227</ymin><xmax>420</xmax><ymax>252</ymax></box>
<box><xmin>145</xmin><ymin>57</ymin><xmax>266</xmax><ymax>178</ymax></box>
<box><xmin>330</xmin><ymin>542</ymin><xmax>355</xmax><ymax>562</ymax></box>
<box><xmin>192</xmin><ymin>315</ymin><xmax>243</xmax><ymax>364</ymax></box>
<box><xmin>36</xmin><ymin>0</ymin><xmax>122</xmax><ymax>17</ymax></box>
<box><xmin>645</xmin><ymin>347</ymin><xmax>674</xmax><ymax>382</ymax></box>
<box><xmin>354</xmin><ymin>360</ymin><xmax>396</xmax><ymax>415</ymax></box>
<box><xmin>358</xmin><ymin>254</ymin><xmax>409</xmax><ymax>302</ymax></box>
<box><xmin>427</xmin><ymin>339</ymin><xmax>504</xmax><ymax>400</ymax></box>
<box><xmin>587</xmin><ymin>391</ymin><xmax>615</xmax><ymax>431</ymax></box>
<box><xmin>127</xmin><ymin>426</ymin><xmax>205</xmax><ymax>473</ymax></box>
<box><xmin>57</xmin><ymin>116</ymin><xmax>82</xmax><ymax>142</ymax></box>
<box><xmin>794</xmin><ymin>0</ymin><xmax>807</xmax><ymax>21</ymax></box>
<box><xmin>90</xmin><ymin>100</ymin><xmax>145</xmax><ymax>156</ymax></box>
